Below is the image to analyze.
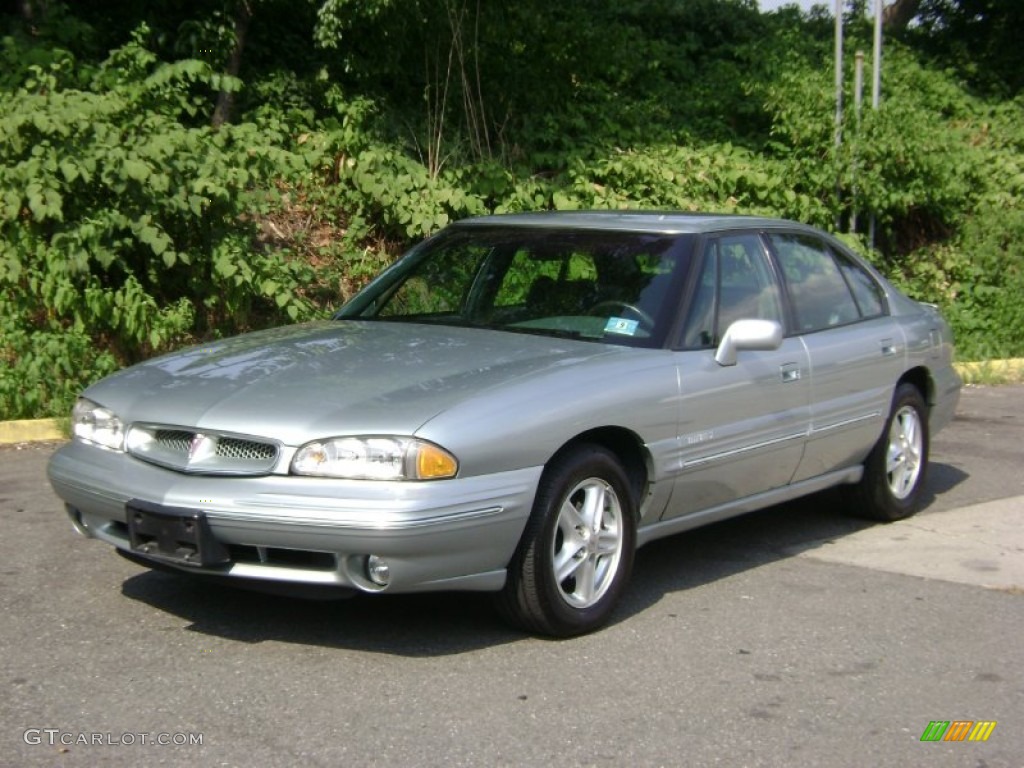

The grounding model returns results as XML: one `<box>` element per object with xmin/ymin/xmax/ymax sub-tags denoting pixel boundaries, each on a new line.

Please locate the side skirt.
<box><xmin>635</xmin><ymin>466</ymin><xmax>863</xmax><ymax>548</ymax></box>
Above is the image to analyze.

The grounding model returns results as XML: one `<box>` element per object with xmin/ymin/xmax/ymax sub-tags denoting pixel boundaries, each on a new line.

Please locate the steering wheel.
<box><xmin>588</xmin><ymin>300</ymin><xmax>655</xmax><ymax>330</ymax></box>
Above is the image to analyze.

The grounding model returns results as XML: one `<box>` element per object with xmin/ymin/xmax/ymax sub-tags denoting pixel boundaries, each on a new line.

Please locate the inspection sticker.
<box><xmin>604</xmin><ymin>317</ymin><xmax>639</xmax><ymax>336</ymax></box>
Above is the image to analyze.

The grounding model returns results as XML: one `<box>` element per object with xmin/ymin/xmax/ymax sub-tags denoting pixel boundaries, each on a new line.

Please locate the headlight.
<box><xmin>290</xmin><ymin>437</ymin><xmax>458</xmax><ymax>480</ymax></box>
<box><xmin>72</xmin><ymin>398</ymin><xmax>126</xmax><ymax>452</ymax></box>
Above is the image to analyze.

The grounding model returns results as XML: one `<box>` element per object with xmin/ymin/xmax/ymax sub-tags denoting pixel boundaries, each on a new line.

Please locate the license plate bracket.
<box><xmin>126</xmin><ymin>500</ymin><xmax>229</xmax><ymax>568</ymax></box>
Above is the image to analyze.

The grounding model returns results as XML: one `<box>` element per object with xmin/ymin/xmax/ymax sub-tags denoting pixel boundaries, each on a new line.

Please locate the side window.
<box><xmin>682</xmin><ymin>245</ymin><xmax>717</xmax><ymax>348</ymax></box>
<box><xmin>769</xmin><ymin>234</ymin><xmax>860</xmax><ymax>332</ymax></box>
<box><xmin>837</xmin><ymin>252</ymin><xmax>886</xmax><ymax>319</ymax></box>
<box><xmin>682</xmin><ymin>234</ymin><xmax>783</xmax><ymax>348</ymax></box>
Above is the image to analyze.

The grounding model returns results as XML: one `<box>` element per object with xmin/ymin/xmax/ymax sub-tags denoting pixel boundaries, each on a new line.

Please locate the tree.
<box><xmin>211</xmin><ymin>0</ymin><xmax>253</xmax><ymax>127</ymax></box>
<box><xmin>899</xmin><ymin>0</ymin><xmax>1024</xmax><ymax>95</ymax></box>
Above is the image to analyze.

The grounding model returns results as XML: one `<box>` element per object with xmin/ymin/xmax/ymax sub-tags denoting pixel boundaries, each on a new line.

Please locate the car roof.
<box><xmin>452</xmin><ymin>210</ymin><xmax>821</xmax><ymax>236</ymax></box>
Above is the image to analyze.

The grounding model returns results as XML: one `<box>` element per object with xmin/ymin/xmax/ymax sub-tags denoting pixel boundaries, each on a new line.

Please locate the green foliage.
<box><xmin>905</xmin><ymin>0</ymin><xmax>1024</xmax><ymax>97</ymax></box>
<box><xmin>842</xmin><ymin>50</ymin><xmax>984</xmax><ymax>243</ymax></box>
<box><xmin>756</xmin><ymin>42</ymin><xmax>982</xmax><ymax>244</ymax></box>
<box><xmin>890</xmin><ymin>204</ymin><xmax>1024</xmax><ymax>360</ymax></box>
<box><xmin>0</xmin><ymin>28</ymin><xmax>317</xmax><ymax>418</ymax></box>
<box><xmin>757</xmin><ymin>36</ymin><xmax>1024</xmax><ymax>361</ymax></box>
<box><xmin>549</xmin><ymin>144</ymin><xmax>829</xmax><ymax>225</ymax></box>
<box><xmin>0</xmin><ymin>306</ymin><xmax>121</xmax><ymax>421</ymax></box>
<box><xmin>337</xmin><ymin>143</ymin><xmax>488</xmax><ymax>240</ymax></box>
<box><xmin>2</xmin><ymin>0</ymin><xmax>1023</xmax><ymax>419</ymax></box>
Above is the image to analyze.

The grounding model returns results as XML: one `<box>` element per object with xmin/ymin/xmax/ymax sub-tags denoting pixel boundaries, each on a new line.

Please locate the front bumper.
<box><xmin>48</xmin><ymin>441</ymin><xmax>540</xmax><ymax>594</ymax></box>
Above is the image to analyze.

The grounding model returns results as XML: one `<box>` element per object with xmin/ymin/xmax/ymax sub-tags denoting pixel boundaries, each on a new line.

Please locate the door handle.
<box><xmin>780</xmin><ymin>363</ymin><xmax>801</xmax><ymax>383</ymax></box>
<box><xmin>880</xmin><ymin>338</ymin><xmax>898</xmax><ymax>357</ymax></box>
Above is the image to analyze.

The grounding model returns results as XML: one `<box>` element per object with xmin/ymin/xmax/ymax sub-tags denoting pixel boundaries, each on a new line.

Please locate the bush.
<box><xmin>0</xmin><ymin>28</ymin><xmax>317</xmax><ymax>418</ymax></box>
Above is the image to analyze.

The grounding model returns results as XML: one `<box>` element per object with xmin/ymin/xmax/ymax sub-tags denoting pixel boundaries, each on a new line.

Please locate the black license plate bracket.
<box><xmin>126</xmin><ymin>500</ymin><xmax>229</xmax><ymax>568</ymax></box>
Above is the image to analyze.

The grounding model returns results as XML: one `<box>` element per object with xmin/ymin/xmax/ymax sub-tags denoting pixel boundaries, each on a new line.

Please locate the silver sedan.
<box><xmin>48</xmin><ymin>212</ymin><xmax>961</xmax><ymax>636</ymax></box>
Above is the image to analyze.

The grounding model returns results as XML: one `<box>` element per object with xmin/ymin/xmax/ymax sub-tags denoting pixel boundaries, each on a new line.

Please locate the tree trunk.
<box><xmin>19</xmin><ymin>0</ymin><xmax>48</xmax><ymax>22</ymax></box>
<box><xmin>882</xmin><ymin>0</ymin><xmax>922</xmax><ymax>30</ymax></box>
<box><xmin>212</xmin><ymin>0</ymin><xmax>253</xmax><ymax>129</ymax></box>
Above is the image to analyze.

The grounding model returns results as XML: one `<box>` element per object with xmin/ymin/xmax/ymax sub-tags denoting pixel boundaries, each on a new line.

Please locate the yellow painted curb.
<box><xmin>0</xmin><ymin>418</ymin><xmax>65</xmax><ymax>445</ymax></box>
<box><xmin>954</xmin><ymin>358</ymin><xmax>1024</xmax><ymax>383</ymax></box>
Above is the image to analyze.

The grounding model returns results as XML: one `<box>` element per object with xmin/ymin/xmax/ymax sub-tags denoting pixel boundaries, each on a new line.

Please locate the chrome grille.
<box><xmin>216</xmin><ymin>438</ymin><xmax>277</xmax><ymax>462</ymax></box>
<box><xmin>127</xmin><ymin>425</ymin><xmax>279</xmax><ymax>475</ymax></box>
<box><xmin>154</xmin><ymin>429</ymin><xmax>194</xmax><ymax>454</ymax></box>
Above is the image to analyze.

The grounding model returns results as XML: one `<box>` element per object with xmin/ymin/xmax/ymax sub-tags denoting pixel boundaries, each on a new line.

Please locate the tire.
<box><xmin>847</xmin><ymin>383</ymin><xmax>930</xmax><ymax>522</ymax></box>
<box><xmin>495</xmin><ymin>444</ymin><xmax>637</xmax><ymax>637</ymax></box>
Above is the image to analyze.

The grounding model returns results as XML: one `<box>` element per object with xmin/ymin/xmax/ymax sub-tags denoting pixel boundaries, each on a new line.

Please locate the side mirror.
<box><xmin>714</xmin><ymin>319</ymin><xmax>784</xmax><ymax>366</ymax></box>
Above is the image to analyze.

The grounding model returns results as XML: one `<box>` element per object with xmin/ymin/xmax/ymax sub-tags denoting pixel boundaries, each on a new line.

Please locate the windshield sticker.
<box><xmin>604</xmin><ymin>317</ymin><xmax>640</xmax><ymax>336</ymax></box>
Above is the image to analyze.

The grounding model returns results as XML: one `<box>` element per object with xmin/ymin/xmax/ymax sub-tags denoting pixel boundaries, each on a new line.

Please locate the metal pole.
<box><xmin>872</xmin><ymin>0</ymin><xmax>883</xmax><ymax>109</ymax></box>
<box><xmin>870</xmin><ymin>0</ymin><xmax>883</xmax><ymax>247</ymax></box>
<box><xmin>852</xmin><ymin>50</ymin><xmax>864</xmax><ymax>233</ymax></box>
<box><xmin>834</xmin><ymin>0</ymin><xmax>844</xmax><ymax>230</ymax></box>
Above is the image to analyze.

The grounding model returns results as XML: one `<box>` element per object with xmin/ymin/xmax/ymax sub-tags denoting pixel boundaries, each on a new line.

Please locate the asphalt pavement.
<box><xmin>1</xmin><ymin>385</ymin><xmax>1022</xmax><ymax>767</ymax></box>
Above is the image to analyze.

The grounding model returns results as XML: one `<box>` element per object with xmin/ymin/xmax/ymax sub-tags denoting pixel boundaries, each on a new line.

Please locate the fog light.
<box><xmin>366</xmin><ymin>555</ymin><xmax>391</xmax><ymax>587</ymax></box>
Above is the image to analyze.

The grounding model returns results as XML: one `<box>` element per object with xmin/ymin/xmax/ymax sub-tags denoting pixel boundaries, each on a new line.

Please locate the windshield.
<box><xmin>336</xmin><ymin>226</ymin><xmax>695</xmax><ymax>347</ymax></box>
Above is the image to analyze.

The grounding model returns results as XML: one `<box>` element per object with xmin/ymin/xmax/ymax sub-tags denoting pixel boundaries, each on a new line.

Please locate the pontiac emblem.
<box><xmin>188</xmin><ymin>433</ymin><xmax>207</xmax><ymax>460</ymax></box>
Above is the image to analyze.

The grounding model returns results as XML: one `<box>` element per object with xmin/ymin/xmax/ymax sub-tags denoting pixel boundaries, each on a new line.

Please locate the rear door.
<box><xmin>765</xmin><ymin>232</ymin><xmax>904</xmax><ymax>481</ymax></box>
<box><xmin>663</xmin><ymin>233</ymin><xmax>811</xmax><ymax>517</ymax></box>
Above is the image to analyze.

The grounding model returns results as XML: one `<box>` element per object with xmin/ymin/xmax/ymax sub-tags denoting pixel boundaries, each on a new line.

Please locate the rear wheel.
<box><xmin>848</xmin><ymin>383</ymin><xmax>930</xmax><ymax>521</ymax></box>
<box><xmin>496</xmin><ymin>444</ymin><xmax>636</xmax><ymax>637</ymax></box>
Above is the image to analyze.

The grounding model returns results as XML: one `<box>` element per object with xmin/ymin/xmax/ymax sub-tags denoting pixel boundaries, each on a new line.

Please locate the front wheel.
<box><xmin>847</xmin><ymin>383</ymin><xmax>930</xmax><ymax>521</ymax></box>
<box><xmin>496</xmin><ymin>444</ymin><xmax>636</xmax><ymax>637</ymax></box>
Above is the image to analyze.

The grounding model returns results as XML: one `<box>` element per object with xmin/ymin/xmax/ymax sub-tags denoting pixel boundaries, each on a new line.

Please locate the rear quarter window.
<box><xmin>838</xmin><ymin>255</ymin><xmax>886</xmax><ymax>319</ymax></box>
<box><xmin>769</xmin><ymin>233</ymin><xmax>861</xmax><ymax>332</ymax></box>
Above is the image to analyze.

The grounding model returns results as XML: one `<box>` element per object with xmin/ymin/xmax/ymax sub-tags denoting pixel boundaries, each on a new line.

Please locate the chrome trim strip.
<box><xmin>809</xmin><ymin>411</ymin><xmax>881</xmax><ymax>436</ymax></box>
<box><xmin>681</xmin><ymin>412</ymin><xmax>880</xmax><ymax>471</ymax></box>
<box><xmin>681</xmin><ymin>432</ymin><xmax>806</xmax><ymax>470</ymax></box>
<box><xmin>210</xmin><ymin>505</ymin><xmax>507</xmax><ymax>531</ymax></box>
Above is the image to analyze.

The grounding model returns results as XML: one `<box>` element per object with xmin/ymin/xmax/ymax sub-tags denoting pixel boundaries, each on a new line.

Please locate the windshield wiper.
<box><xmin>501</xmin><ymin>326</ymin><xmax>592</xmax><ymax>341</ymax></box>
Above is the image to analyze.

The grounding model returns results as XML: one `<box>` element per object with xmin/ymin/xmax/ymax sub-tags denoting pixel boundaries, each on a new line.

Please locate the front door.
<box><xmin>663</xmin><ymin>233</ymin><xmax>810</xmax><ymax>518</ymax></box>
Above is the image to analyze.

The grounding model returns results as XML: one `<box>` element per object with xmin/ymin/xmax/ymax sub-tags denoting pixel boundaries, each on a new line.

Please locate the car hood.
<box><xmin>85</xmin><ymin>320</ymin><xmax>621</xmax><ymax>444</ymax></box>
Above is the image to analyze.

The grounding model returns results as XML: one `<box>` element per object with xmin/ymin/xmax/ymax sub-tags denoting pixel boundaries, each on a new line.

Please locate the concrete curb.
<box><xmin>1</xmin><ymin>360</ymin><xmax>1020</xmax><ymax>445</ymax></box>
